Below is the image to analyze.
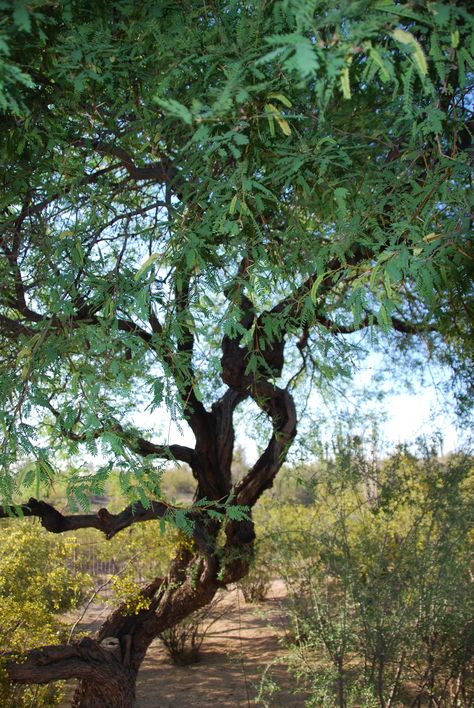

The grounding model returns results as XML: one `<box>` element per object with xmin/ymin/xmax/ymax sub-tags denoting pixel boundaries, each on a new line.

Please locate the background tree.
<box><xmin>0</xmin><ymin>1</ymin><xmax>473</xmax><ymax>706</ymax></box>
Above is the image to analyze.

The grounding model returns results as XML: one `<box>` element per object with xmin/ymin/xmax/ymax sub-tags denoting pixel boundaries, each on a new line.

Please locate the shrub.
<box><xmin>158</xmin><ymin>591</ymin><xmax>226</xmax><ymax>665</ymax></box>
<box><xmin>161</xmin><ymin>465</ymin><xmax>196</xmax><ymax>499</ymax></box>
<box><xmin>256</xmin><ymin>441</ymin><xmax>474</xmax><ymax>707</ymax></box>
<box><xmin>0</xmin><ymin>520</ymin><xmax>93</xmax><ymax>707</ymax></box>
<box><xmin>238</xmin><ymin>564</ymin><xmax>272</xmax><ymax>603</ymax></box>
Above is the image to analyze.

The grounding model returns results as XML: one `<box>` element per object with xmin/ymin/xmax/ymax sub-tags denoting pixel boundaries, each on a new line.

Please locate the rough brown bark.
<box><xmin>6</xmin><ymin>638</ymin><xmax>136</xmax><ymax>708</ymax></box>
<box><xmin>4</xmin><ymin>360</ymin><xmax>296</xmax><ymax>706</ymax></box>
<box><xmin>70</xmin><ymin>544</ymin><xmax>227</xmax><ymax>705</ymax></box>
<box><xmin>3</xmin><ymin>339</ymin><xmax>297</xmax><ymax>706</ymax></box>
<box><xmin>72</xmin><ymin>674</ymin><xmax>136</xmax><ymax>708</ymax></box>
<box><xmin>4</xmin><ymin>495</ymin><xmax>256</xmax><ymax>706</ymax></box>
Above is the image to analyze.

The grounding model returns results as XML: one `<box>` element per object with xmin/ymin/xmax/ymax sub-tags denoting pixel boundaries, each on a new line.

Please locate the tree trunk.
<box><xmin>72</xmin><ymin>670</ymin><xmax>136</xmax><ymax>708</ymax></box>
<box><xmin>70</xmin><ymin>552</ymin><xmax>224</xmax><ymax>706</ymax></box>
<box><xmin>5</xmin><ymin>338</ymin><xmax>296</xmax><ymax>705</ymax></box>
<box><xmin>6</xmin><ymin>637</ymin><xmax>137</xmax><ymax>708</ymax></box>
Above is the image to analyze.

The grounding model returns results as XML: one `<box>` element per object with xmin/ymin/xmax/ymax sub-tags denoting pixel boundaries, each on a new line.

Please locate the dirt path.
<box><xmin>61</xmin><ymin>581</ymin><xmax>301</xmax><ymax>707</ymax></box>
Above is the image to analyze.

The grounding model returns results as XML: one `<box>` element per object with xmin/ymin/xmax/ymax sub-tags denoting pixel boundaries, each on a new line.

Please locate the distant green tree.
<box><xmin>0</xmin><ymin>1</ymin><xmax>472</xmax><ymax>705</ymax></box>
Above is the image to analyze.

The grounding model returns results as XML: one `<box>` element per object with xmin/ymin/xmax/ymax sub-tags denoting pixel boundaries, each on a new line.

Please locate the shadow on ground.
<box><xmin>61</xmin><ymin>581</ymin><xmax>303</xmax><ymax>707</ymax></box>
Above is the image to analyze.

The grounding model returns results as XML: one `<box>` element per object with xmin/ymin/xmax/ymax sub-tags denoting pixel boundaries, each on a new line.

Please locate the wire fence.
<box><xmin>69</xmin><ymin>542</ymin><xmax>148</xmax><ymax>599</ymax></box>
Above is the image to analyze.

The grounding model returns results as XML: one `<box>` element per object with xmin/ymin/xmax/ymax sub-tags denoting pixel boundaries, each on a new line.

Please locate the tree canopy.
<box><xmin>0</xmin><ymin>1</ymin><xmax>473</xmax><ymax>704</ymax></box>
<box><xmin>1</xmin><ymin>0</ymin><xmax>472</xmax><ymax>509</ymax></box>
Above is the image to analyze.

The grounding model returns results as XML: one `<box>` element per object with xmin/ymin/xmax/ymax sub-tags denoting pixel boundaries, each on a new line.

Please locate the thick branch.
<box><xmin>74</xmin><ymin>138</ymin><xmax>182</xmax><ymax>192</ymax></box>
<box><xmin>390</xmin><ymin>315</ymin><xmax>436</xmax><ymax>334</ymax></box>
<box><xmin>315</xmin><ymin>312</ymin><xmax>370</xmax><ymax>333</ymax></box>
<box><xmin>210</xmin><ymin>388</ymin><xmax>248</xmax><ymax>490</ymax></box>
<box><xmin>0</xmin><ymin>498</ymin><xmax>169</xmax><ymax>539</ymax></box>
<box><xmin>234</xmin><ymin>382</ymin><xmax>297</xmax><ymax>506</ymax></box>
<box><xmin>0</xmin><ymin>313</ymin><xmax>35</xmax><ymax>337</ymax></box>
<box><xmin>54</xmin><ymin>416</ymin><xmax>195</xmax><ymax>467</ymax></box>
<box><xmin>0</xmin><ymin>266</ymin><xmax>159</xmax><ymax>345</ymax></box>
<box><xmin>314</xmin><ymin>311</ymin><xmax>434</xmax><ymax>335</ymax></box>
<box><xmin>5</xmin><ymin>638</ymin><xmax>122</xmax><ymax>684</ymax></box>
<box><xmin>6</xmin><ymin>636</ymin><xmax>136</xmax><ymax>708</ymax></box>
<box><xmin>174</xmin><ymin>276</ymin><xmax>214</xmax><ymax>443</ymax></box>
<box><xmin>131</xmin><ymin>439</ymin><xmax>195</xmax><ymax>465</ymax></box>
<box><xmin>220</xmin><ymin>332</ymin><xmax>297</xmax><ymax>505</ymax></box>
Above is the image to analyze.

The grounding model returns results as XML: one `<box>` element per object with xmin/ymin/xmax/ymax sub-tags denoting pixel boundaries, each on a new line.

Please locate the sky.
<box><xmin>101</xmin><ymin>338</ymin><xmax>470</xmax><ymax>470</ymax></box>
<box><xmin>134</xmin><ymin>377</ymin><xmax>467</xmax><ymax>469</ymax></box>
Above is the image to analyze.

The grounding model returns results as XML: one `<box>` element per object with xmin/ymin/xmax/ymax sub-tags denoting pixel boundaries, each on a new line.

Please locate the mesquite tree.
<box><xmin>0</xmin><ymin>1</ymin><xmax>473</xmax><ymax>706</ymax></box>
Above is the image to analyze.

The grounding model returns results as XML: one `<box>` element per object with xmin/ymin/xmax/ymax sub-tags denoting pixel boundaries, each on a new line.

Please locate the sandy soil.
<box><xmin>61</xmin><ymin>581</ymin><xmax>302</xmax><ymax>707</ymax></box>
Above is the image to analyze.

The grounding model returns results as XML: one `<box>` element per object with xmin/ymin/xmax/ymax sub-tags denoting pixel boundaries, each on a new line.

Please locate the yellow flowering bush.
<box><xmin>109</xmin><ymin>576</ymin><xmax>152</xmax><ymax>615</ymax></box>
<box><xmin>0</xmin><ymin>520</ymin><xmax>93</xmax><ymax>706</ymax></box>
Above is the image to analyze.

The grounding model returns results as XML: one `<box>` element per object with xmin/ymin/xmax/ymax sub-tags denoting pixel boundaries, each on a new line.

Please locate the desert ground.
<box><xmin>61</xmin><ymin>581</ymin><xmax>302</xmax><ymax>707</ymax></box>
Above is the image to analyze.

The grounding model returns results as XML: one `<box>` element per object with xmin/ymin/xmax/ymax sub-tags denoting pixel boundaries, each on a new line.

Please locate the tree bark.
<box><xmin>70</xmin><ymin>548</ymin><xmax>223</xmax><ymax>706</ymax></box>
<box><xmin>6</xmin><ymin>638</ymin><xmax>136</xmax><ymax>708</ymax></box>
<box><xmin>5</xmin><ymin>522</ymin><xmax>250</xmax><ymax>706</ymax></box>
<box><xmin>72</xmin><ymin>668</ymin><xmax>136</xmax><ymax>708</ymax></box>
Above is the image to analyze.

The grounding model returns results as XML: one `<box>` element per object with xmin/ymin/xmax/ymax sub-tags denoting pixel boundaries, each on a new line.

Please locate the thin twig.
<box><xmin>67</xmin><ymin>557</ymin><xmax>138</xmax><ymax>643</ymax></box>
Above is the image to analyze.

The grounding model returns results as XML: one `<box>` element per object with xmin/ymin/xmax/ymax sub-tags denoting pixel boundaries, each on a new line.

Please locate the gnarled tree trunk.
<box><xmin>6</xmin><ymin>530</ymin><xmax>242</xmax><ymax>706</ymax></box>
<box><xmin>3</xmin><ymin>265</ymin><xmax>297</xmax><ymax>706</ymax></box>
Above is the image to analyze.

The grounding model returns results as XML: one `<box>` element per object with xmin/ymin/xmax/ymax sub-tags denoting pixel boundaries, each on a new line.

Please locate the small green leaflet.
<box><xmin>334</xmin><ymin>187</ymin><xmax>349</xmax><ymax>216</ymax></box>
<box><xmin>392</xmin><ymin>29</ymin><xmax>428</xmax><ymax>77</ymax></box>
<box><xmin>135</xmin><ymin>253</ymin><xmax>160</xmax><ymax>281</ymax></box>
<box><xmin>154</xmin><ymin>97</ymin><xmax>192</xmax><ymax>125</ymax></box>
<box><xmin>225</xmin><ymin>505</ymin><xmax>250</xmax><ymax>521</ymax></box>
<box><xmin>264</xmin><ymin>103</ymin><xmax>291</xmax><ymax>136</ymax></box>
<box><xmin>377</xmin><ymin>302</ymin><xmax>391</xmax><ymax>330</ymax></box>
<box><xmin>340</xmin><ymin>67</ymin><xmax>351</xmax><ymax>99</ymax></box>
<box><xmin>267</xmin><ymin>92</ymin><xmax>292</xmax><ymax>108</ymax></box>
<box><xmin>38</xmin><ymin>458</ymin><xmax>55</xmax><ymax>481</ymax></box>
<box><xmin>207</xmin><ymin>509</ymin><xmax>225</xmax><ymax>520</ymax></box>
<box><xmin>263</xmin><ymin>34</ymin><xmax>318</xmax><ymax>78</ymax></box>
<box><xmin>384</xmin><ymin>271</ymin><xmax>393</xmax><ymax>299</ymax></box>
<box><xmin>173</xmin><ymin>509</ymin><xmax>195</xmax><ymax>535</ymax></box>
<box><xmin>101</xmin><ymin>431</ymin><xmax>125</xmax><ymax>456</ymax></box>
<box><xmin>192</xmin><ymin>383</ymin><xmax>203</xmax><ymax>402</ymax></box>
<box><xmin>73</xmin><ymin>241</ymin><xmax>84</xmax><ymax>265</ymax></box>
<box><xmin>13</xmin><ymin>2</ymin><xmax>31</xmax><ymax>32</ymax></box>
<box><xmin>310</xmin><ymin>272</ymin><xmax>327</xmax><ymax>302</ymax></box>
<box><xmin>367</xmin><ymin>45</ymin><xmax>391</xmax><ymax>83</ymax></box>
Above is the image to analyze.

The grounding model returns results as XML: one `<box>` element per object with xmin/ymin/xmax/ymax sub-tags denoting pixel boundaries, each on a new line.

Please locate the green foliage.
<box><xmin>95</xmin><ymin>522</ymin><xmax>196</xmax><ymax>607</ymax></box>
<box><xmin>0</xmin><ymin>520</ymin><xmax>93</xmax><ymax>706</ymax></box>
<box><xmin>238</xmin><ymin>553</ymin><xmax>272</xmax><ymax>603</ymax></box>
<box><xmin>0</xmin><ymin>521</ymin><xmax>93</xmax><ymax>612</ymax></box>
<box><xmin>254</xmin><ymin>440</ymin><xmax>474</xmax><ymax>707</ymax></box>
<box><xmin>161</xmin><ymin>464</ymin><xmax>196</xmax><ymax>499</ymax></box>
<box><xmin>0</xmin><ymin>0</ymin><xmax>472</xmax><ymax>503</ymax></box>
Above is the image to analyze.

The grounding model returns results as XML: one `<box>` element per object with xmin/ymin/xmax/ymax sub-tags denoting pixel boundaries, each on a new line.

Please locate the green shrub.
<box><xmin>238</xmin><ymin>562</ymin><xmax>272</xmax><ymax>603</ymax></box>
<box><xmin>161</xmin><ymin>465</ymin><xmax>196</xmax><ymax>499</ymax></box>
<box><xmin>255</xmin><ymin>442</ymin><xmax>474</xmax><ymax>707</ymax></box>
<box><xmin>0</xmin><ymin>520</ymin><xmax>93</xmax><ymax>707</ymax></box>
